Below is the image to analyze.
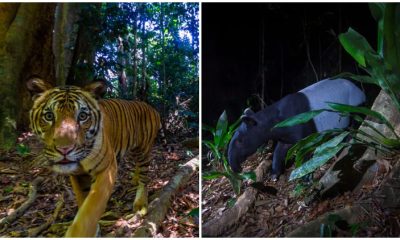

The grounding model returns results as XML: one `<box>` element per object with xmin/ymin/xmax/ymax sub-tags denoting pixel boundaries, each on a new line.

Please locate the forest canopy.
<box><xmin>0</xmin><ymin>2</ymin><xmax>199</xmax><ymax>149</ymax></box>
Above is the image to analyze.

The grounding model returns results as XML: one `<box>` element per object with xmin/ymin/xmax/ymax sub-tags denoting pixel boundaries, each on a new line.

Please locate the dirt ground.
<box><xmin>0</xmin><ymin>133</ymin><xmax>199</xmax><ymax>237</ymax></box>
<box><xmin>202</xmin><ymin>147</ymin><xmax>397</xmax><ymax>237</ymax></box>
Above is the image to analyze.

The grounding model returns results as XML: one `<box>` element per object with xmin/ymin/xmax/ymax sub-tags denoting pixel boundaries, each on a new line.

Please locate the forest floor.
<box><xmin>202</xmin><ymin>146</ymin><xmax>394</xmax><ymax>237</ymax></box>
<box><xmin>0</xmin><ymin>133</ymin><xmax>198</xmax><ymax>237</ymax></box>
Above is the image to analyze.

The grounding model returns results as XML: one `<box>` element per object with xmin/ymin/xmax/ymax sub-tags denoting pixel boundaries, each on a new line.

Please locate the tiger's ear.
<box><xmin>84</xmin><ymin>80</ymin><xmax>107</xmax><ymax>99</ymax></box>
<box><xmin>26</xmin><ymin>77</ymin><xmax>53</xmax><ymax>100</ymax></box>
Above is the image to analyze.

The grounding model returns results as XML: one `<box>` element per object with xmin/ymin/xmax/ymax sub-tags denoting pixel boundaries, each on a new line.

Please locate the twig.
<box><xmin>131</xmin><ymin>156</ymin><xmax>199</xmax><ymax>237</ymax></box>
<box><xmin>28</xmin><ymin>194</ymin><xmax>64</xmax><ymax>237</ymax></box>
<box><xmin>0</xmin><ymin>177</ymin><xmax>43</xmax><ymax>227</ymax></box>
<box><xmin>302</xmin><ymin>17</ymin><xmax>318</xmax><ymax>82</ymax></box>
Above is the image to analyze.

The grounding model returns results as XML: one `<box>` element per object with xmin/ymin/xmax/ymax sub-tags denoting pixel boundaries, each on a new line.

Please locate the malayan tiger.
<box><xmin>26</xmin><ymin>77</ymin><xmax>161</xmax><ymax>237</ymax></box>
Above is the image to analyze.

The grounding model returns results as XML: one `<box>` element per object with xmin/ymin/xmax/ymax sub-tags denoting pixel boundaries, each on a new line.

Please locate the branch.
<box><xmin>0</xmin><ymin>177</ymin><xmax>43</xmax><ymax>227</ymax></box>
<box><xmin>131</xmin><ymin>156</ymin><xmax>199</xmax><ymax>237</ymax></box>
<box><xmin>28</xmin><ymin>194</ymin><xmax>64</xmax><ymax>237</ymax></box>
<box><xmin>202</xmin><ymin>158</ymin><xmax>271</xmax><ymax>237</ymax></box>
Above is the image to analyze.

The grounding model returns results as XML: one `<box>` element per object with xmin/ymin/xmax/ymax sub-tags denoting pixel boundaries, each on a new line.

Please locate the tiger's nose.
<box><xmin>56</xmin><ymin>145</ymin><xmax>75</xmax><ymax>155</ymax></box>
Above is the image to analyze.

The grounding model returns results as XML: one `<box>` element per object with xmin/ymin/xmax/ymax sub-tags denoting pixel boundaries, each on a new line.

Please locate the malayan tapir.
<box><xmin>228</xmin><ymin>78</ymin><xmax>366</xmax><ymax>180</ymax></box>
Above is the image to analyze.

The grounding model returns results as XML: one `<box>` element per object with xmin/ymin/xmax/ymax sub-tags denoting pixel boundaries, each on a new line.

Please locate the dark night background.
<box><xmin>202</xmin><ymin>3</ymin><xmax>379</xmax><ymax>126</ymax></box>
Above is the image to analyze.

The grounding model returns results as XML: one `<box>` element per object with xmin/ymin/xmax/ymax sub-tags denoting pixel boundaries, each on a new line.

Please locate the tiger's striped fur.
<box><xmin>27</xmin><ymin>78</ymin><xmax>160</xmax><ymax>237</ymax></box>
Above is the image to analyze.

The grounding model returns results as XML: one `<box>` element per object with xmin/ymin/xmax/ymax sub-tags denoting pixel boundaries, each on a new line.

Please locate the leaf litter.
<box><xmin>0</xmin><ymin>132</ymin><xmax>198</xmax><ymax>237</ymax></box>
<box><xmin>202</xmin><ymin>144</ymin><xmax>396</xmax><ymax>237</ymax></box>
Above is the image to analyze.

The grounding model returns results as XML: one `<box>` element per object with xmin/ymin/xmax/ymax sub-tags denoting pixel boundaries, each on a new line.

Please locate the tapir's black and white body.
<box><xmin>228</xmin><ymin>79</ymin><xmax>366</xmax><ymax>180</ymax></box>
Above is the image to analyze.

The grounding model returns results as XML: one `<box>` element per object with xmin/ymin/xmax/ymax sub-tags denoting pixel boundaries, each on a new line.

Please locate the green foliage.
<box><xmin>187</xmin><ymin>207</ymin><xmax>199</xmax><ymax>218</ymax></box>
<box><xmin>88</xmin><ymin>3</ymin><xmax>199</xmax><ymax>134</ymax></box>
<box><xmin>3</xmin><ymin>186</ymin><xmax>13</xmax><ymax>194</ymax></box>
<box><xmin>338</xmin><ymin>3</ymin><xmax>400</xmax><ymax>112</ymax></box>
<box><xmin>320</xmin><ymin>223</ymin><xmax>333</xmax><ymax>237</ymax></box>
<box><xmin>227</xmin><ymin>197</ymin><xmax>237</xmax><ymax>208</ymax></box>
<box><xmin>289</xmin><ymin>133</ymin><xmax>349</xmax><ymax>181</ymax></box>
<box><xmin>349</xmin><ymin>222</ymin><xmax>365</xmax><ymax>237</ymax></box>
<box><xmin>320</xmin><ymin>214</ymin><xmax>365</xmax><ymax>237</ymax></box>
<box><xmin>291</xmin><ymin>183</ymin><xmax>307</xmax><ymax>198</ymax></box>
<box><xmin>274</xmin><ymin>109</ymin><xmax>326</xmax><ymax>128</ymax></box>
<box><xmin>276</xmin><ymin>102</ymin><xmax>400</xmax><ymax>181</ymax></box>
<box><xmin>202</xmin><ymin>111</ymin><xmax>256</xmax><ymax>196</ymax></box>
<box><xmin>275</xmin><ymin>4</ymin><xmax>400</xmax><ymax>181</ymax></box>
<box><xmin>16</xmin><ymin>143</ymin><xmax>30</xmax><ymax>156</ymax></box>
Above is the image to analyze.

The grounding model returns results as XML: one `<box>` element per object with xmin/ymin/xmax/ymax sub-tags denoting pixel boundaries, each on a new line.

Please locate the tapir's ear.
<box><xmin>83</xmin><ymin>80</ymin><xmax>108</xmax><ymax>99</ymax></box>
<box><xmin>26</xmin><ymin>77</ymin><xmax>53</xmax><ymax>100</ymax></box>
<box><xmin>243</xmin><ymin>108</ymin><xmax>254</xmax><ymax>116</ymax></box>
<box><xmin>241</xmin><ymin>115</ymin><xmax>258</xmax><ymax>127</ymax></box>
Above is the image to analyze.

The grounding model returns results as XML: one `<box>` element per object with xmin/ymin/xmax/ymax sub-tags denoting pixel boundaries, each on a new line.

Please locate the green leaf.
<box><xmin>339</xmin><ymin>27</ymin><xmax>377</xmax><ymax>67</ymax></box>
<box><xmin>187</xmin><ymin>208</ymin><xmax>199</xmax><ymax>218</ymax></box>
<box><xmin>293</xmin><ymin>132</ymin><xmax>339</xmax><ymax>167</ymax></box>
<box><xmin>289</xmin><ymin>132</ymin><xmax>349</xmax><ymax>181</ymax></box>
<box><xmin>4</xmin><ymin>186</ymin><xmax>13</xmax><ymax>194</ymax></box>
<box><xmin>380</xmin><ymin>137</ymin><xmax>400</xmax><ymax>148</ymax></box>
<box><xmin>274</xmin><ymin>109</ymin><xmax>325</xmax><ymax>128</ymax></box>
<box><xmin>214</xmin><ymin>111</ymin><xmax>228</xmax><ymax>146</ymax></box>
<box><xmin>16</xmin><ymin>143</ymin><xmax>30</xmax><ymax>156</ymax></box>
<box><xmin>369</xmin><ymin>3</ymin><xmax>385</xmax><ymax>54</ymax></box>
<box><xmin>328</xmin><ymin>102</ymin><xmax>399</xmax><ymax>138</ymax></box>
<box><xmin>227</xmin><ymin>175</ymin><xmax>242</xmax><ymax>195</ymax></box>
<box><xmin>314</xmin><ymin>132</ymin><xmax>349</xmax><ymax>155</ymax></box>
<box><xmin>331</xmin><ymin>72</ymin><xmax>378</xmax><ymax>85</ymax></box>
<box><xmin>369</xmin><ymin>3</ymin><xmax>385</xmax><ymax>22</ymax></box>
<box><xmin>202</xmin><ymin>171</ymin><xmax>227</xmax><ymax>180</ymax></box>
<box><xmin>227</xmin><ymin>197</ymin><xmax>237</xmax><ymax>208</ymax></box>
<box><xmin>320</xmin><ymin>224</ymin><xmax>333</xmax><ymax>237</ymax></box>
<box><xmin>202</xmin><ymin>140</ymin><xmax>221</xmax><ymax>160</ymax></box>
<box><xmin>238</xmin><ymin>171</ymin><xmax>257</xmax><ymax>181</ymax></box>
<box><xmin>286</xmin><ymin>130</ymin><xmax>341</xmax><ymax>164</ymax></box>
<box><xmin>327</xmin><ymin>102</ymin><xmax>390</xmax><ymax>125</ymax></box>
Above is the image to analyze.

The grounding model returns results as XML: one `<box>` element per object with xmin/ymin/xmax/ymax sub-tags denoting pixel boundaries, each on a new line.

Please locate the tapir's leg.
<box><xmin>271</xmin><ymin>142</ymin><xmax>293</xmax><ymax>181</ymax></box>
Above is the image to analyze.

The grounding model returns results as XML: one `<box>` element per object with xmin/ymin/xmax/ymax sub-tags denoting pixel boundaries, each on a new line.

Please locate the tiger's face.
<box><xmin>27</xmin><ymin>78</ymin><xmax>105</xmax><ymax>174</ymax></box>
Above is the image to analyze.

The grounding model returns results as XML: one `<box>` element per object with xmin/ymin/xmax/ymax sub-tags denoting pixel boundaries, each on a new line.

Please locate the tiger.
<box><xmin>26</xmin><ymin>77</ymin><xmax>161</xmax><ymax>237</ymax></box>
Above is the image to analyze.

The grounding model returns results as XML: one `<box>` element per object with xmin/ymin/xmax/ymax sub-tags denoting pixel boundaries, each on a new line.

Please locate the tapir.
<box><xmin>228</xmin><ymin>78</ymin><xmax>366</xmax><ymax>180</ymax></box>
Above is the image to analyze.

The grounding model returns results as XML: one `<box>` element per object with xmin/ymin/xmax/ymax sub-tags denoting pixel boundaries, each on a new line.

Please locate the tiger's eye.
<box><xmin>44</xmin><ymin>112</ymin><xmax>54</xmax><ymax>121</ymax></box>
<box><xmin>78</xmin><ymin>112</ymin><xmax>89</xmax><ymax>121</ymax></box>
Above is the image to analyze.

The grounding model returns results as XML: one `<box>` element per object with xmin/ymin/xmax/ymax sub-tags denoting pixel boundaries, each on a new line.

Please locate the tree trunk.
<box><xmin>117</xmin><ymin>36</ymin><xmax>127</xmax><ymax>98</ymax></box>
<box><xmin>0</xmin><ymin>3</ymin><xmax>56</xmax><ymax>148</ymax></box>
<box><xmin>53</xmin><ymin>3</ymin><xmax>81</xmax><ymax>86</ymax></box>
<box><xmin>131</xmin><ymin>11</ymin><xmax>138</xmax><ymax>99</ymax></box>
<box><xmin>140</xmin><ymin>11</ymin><xmax>149</xmax><ymax>101</ymax></box>
<box><xmin>160</xmin><ymin>3</ymin><xmax>167</xmax><ymax>116</ymax></box>
<box><xmin>66</xmin><ymin>3</ymin><xmax>101</xmax><ymax>87</ymax></box>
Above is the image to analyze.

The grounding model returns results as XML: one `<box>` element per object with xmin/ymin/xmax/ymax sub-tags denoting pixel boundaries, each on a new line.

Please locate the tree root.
<box><xmin>27</xmin><ymin>194</ymin><xmax>64</xmax><ymax>237</ymax></box>
<box><xmin>287</xmin><ymin>205</ymin><xmax>364</xmax><ymax>237</ymax></box>
<box><xmin>131</xmin><ymin>156</ymin><xmax>199</xmax><ymax>237</ymax></box>
<box><xmin>0</xmin><ymin>177</ymin><xmax>43</xmax><ymax>227</ymax></box>
<box><xmin>202</xmin><ymin>158</ymin><xmax>271</xmax><ymax>237</ymax></box>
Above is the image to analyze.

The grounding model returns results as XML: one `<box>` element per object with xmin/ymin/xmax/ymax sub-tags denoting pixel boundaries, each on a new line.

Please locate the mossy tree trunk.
<box><xmin>0</xmin><ymin>3</ymin><xmax>56</xmax><ymax>148</ymax></box>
